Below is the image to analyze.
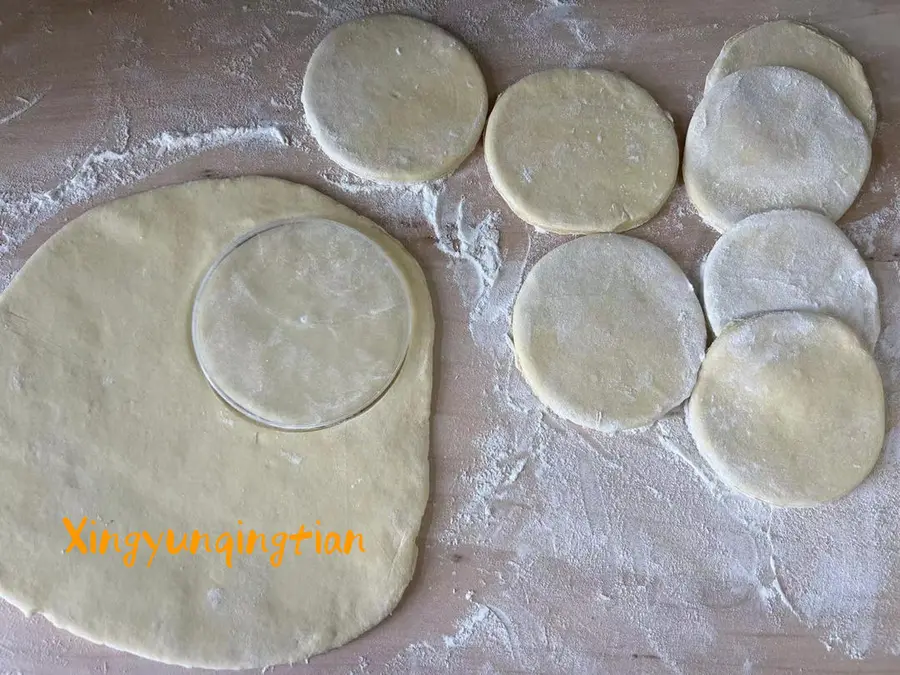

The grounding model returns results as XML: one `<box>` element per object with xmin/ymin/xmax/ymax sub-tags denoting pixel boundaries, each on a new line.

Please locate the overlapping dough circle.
<box><xmin>687</xmin><ymin>311</ymin><xmax>884</xmax><ymax>507</ymax></box>
<box><xmin>485</xmin><ymin>69</ymin><xmax>679</xmax><ymax>234</ymax></box>
<box><xmin>702</xmin><ymin>209</ymin><xmax>880</xmax><ymax>350</ymax></box>
<box><xmin>684</xmin><ymin>66</ymin><xmax>870</xmax><ymax>231</ymax></box>
<box><xmin>302</xmin><ymin>14</ymin><xmax>488</xmax><ymax>182</ymax></box>
<box><xmin>512</xmin><ymin>234</ymin><xmax>706</xmax><ymax>431</ymax></box>
<box><xmin>193</xmin><ymin>218</ymin><xmax>412</xmax><ymax>430</ymax></box>
<box><xmin>705</xmin><ymin>20</ymin><xmax>876</xmax><ymax>139</ymax></box>
<box><xmin>0</xmin><ymin>178</ymin><xmax>433</xmax><ymax>668</ymax></box>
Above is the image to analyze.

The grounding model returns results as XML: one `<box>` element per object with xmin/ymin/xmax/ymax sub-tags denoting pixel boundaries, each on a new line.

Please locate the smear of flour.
<box><xmin>321</xmin><ymin>169</ymin><xmax>503</xmax><ymax>308</ymax></box>
<box><xmin>0</xmin><ymin>91</ymin><xmax>48</xmax><ymax>126</ymax></box>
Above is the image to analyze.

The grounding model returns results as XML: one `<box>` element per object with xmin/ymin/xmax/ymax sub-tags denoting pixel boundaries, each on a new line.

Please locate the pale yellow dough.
<box><xmin>705</xmin><ymin>20</ymin><xmax>876</xmax><ymax>139</ymax></box>
<box><xmin>485</xmin><ymin>69</ymin><xmax>679</xmax><ymax>234</ymax></box>
<box><xmin>302</xmin><ymin>14</ymin><xmax>488</xmax><ymax>183</ymax></box>
<box><xmin>0</xmin><ymin>178</ymin><xmax>433</xmax><ymax>668</ymax></box>
<box><xmin>687</xmin><ymin>312</ymin><xmax>884</xmax><ymax>507</ymax></box>
<box><xmin>512</xmin><ymin>235</ymin><xmax>706</xmax><ymax>431</ymax></box>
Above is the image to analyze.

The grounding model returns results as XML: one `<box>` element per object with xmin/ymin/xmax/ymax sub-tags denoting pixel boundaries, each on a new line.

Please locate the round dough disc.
<box><xmin>485</xmin><ymin>69</ymin><xmax>679</xmax><ymax>234</ymax></box>
<box><xmin>705</xmin><ymin>20</ymin><xmax>876</xmax><ymax>139</ymax></box>
<box><xmin>512</xmin><ymin>234</ymin><xmax>706</xmax><ymax>431</ymax></box>
<box><xmin>301</xmin><ymin>14</ymin><xmax>488</xmax><ymax>183</ymax></box>
<box><xmin>0</xmin><ymin>178</ymin><xmax>433</xmax><ymax>668</ymax></box>
<box><xmin>703</xmin><ymin>209</ymin><xmax>880</xmax><ymax>351</ymax></box>
<box><xmin>684</xmin><ymin>66</ymin><xmax>870</xmax><ymax>231</ymax></box>
<box><xmin>688</xmin><ymin>311</ymin><xmax>884</xmax><ymax>507</ymax></box>
<box><xmin>193</xmin><ymin>217</ymin><xmax>412</xmax><ymax>430</ymax></box>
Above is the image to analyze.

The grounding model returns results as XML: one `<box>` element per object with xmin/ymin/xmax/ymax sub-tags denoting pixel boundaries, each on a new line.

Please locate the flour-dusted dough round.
<box><xmin>687</xmin><ymin>312</ymin><xmax>884</xmax><ymax>507</ymax></box>
<box><xmin>684</xmin><ymin>66</ymin><xmax>870</xmax><ymax>231</ymax></box>
<box><xmin>703</xmin><ymin>209</ymin><xmax>880</xmax><ymax>351</ymax></box>
<box><xmin>705</xmin><ymin>20</ymin><xmax>876</xmax><ymax>139</ymax></box>
<box><xmin>0</xmin><ymin>178</ymin><xmax>434</xmax><ymax>668</ymax></box>
<box><xmin>512</xmin><ymin>235</ymin><xmax>706</xmax><ymax>431</ymax></box>
<box><xmin>302</xmin><ymin>14</ymin><xmax>487</xmax><ymax>183</ymax></box>
<box><xmin>193</xmin><ymin>218</ymin><xmax>412</xmax><ymax>430</ymax></box>
<box><xmin>485</xmin><ymin>69</ymin><xmax>679</xmax><ymax>234</ymax></box>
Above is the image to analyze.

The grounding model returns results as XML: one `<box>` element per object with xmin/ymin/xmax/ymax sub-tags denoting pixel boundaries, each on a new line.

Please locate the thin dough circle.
<box><xmin>688</xmin><ymin>311</ymin><xmax>884</xmax><ymax>507</ymax></box>
<box><xmin>485</xmin><ymin>69</ymin><xmax>679</xmax><ymax>234</ymax></box>
<box><xmin>705</xmin><ymin>20</ymin><xmax>876</xmax><ymax>139</ymax></box>
<box><xmin>512</xmin><ymin>235</ymin><xmax>706</xmax><ymax>431</ymax></box>
<box><xmin>302</xmin><ymin>14</ymin><xmax>488</xmax><ymax>183</ymax></box>
<box><xmin>193</xmin><ymin>218</ymin><xmax>412</xmax><ymax>430</ymax></box>
<box><xmin>0</xmin><ymin>178</ymin><xmax>433</xmax><ymax>668</ymax></box>
<box><xmin>703</xmin><ymin>209</ymin><xmax>880</xmax><ymax>351</ymax></box>
<box><xmin>684</xmin><ymin>66</ymin><xmax>870</xmax><ymax>231</ymax></box>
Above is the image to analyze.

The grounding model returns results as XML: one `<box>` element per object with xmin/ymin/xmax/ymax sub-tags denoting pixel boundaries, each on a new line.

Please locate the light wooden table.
<box><xmin>1</xmin><ymin>1</ymin><xmax>900</xmax><ymax>673</ymax></box>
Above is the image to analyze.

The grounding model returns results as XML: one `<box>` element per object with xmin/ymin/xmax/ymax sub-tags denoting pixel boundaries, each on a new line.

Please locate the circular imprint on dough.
<box><xmin>683</xmin><ymin>66</ymin><xmax>870</xmax><ymax>231</ymax></box>
<box><xmin>192</xmin><ymin>217</ymin><xmax>413</xmax><ymax>430</ymax></box>
<box><xmin>512</xmin><ymin>234</ymin><xmax>706</xmax><ymax>431</ymax></box>
<box><xmin>703</xmin><ymin>209</ymin><xmax>880</xmax><ymax>351</ymax></box>
<box><xmin>301</xmin><ymin>14</ymin><xmax>488</xmax><ymax>183</ymax></box>
<box><xmin>705</xmin><ymin>20</ymin><xmax>876</xmax><ymax>139</ymax></box>
<box><xmin>484</xmin><ymin>69</ymin><xmax>679</xmax><ymax>234</ymax></box>
<box><xmin>687</xmin><ymin>311</ymin><xmax>885</xmax><ymax>507</ymax></box>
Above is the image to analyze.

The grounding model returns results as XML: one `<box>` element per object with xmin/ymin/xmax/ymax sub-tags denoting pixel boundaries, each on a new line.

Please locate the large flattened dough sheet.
<box><xmin>0</xmin><ymin>178</ymin><xmax>433</xmax><ymax>668</ymax></box>
<box><xmin>687</xmin><ymin>311</ymin><xmax>884</xmax><ymax>507</ymax></box>
<box><xmin>705</xmin><ymin>20</ymin><xmax>876</xmax><ymax>139</ymax></box>
<box><xmin>485</xmin><ymin>69</ymin><xmax>679</xmax><ymax>234</ymax></box>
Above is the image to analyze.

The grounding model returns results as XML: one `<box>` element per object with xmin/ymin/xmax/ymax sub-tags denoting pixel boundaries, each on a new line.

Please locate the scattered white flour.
<box><xmin>321</xmin><ymin>168</ymin><xmax>503</xmax><ymax>309</ymax></box>
<box><xmin>0</xmin><ymin>124</ymin><xmax>289</xmax><ymax>285</ymax></box>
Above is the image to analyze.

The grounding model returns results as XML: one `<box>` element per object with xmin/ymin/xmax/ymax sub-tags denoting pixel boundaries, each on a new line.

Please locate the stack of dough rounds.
<box><xmin>485</xmin><ymin>69</ymin><xmax>679</xmax><ymax>234</ymax></box>
<box><xmin>687</xmin><ymin>312</ymin><xmax>884</xmax><ymax>507</ymax></box>
<box><xmin>302</xmin><ymin>14</ymin><xmax>488</xmax><ymax>183</ymax></box>
<box><xmin>686</xmin><ymin>22</ymin><xmax>884</xmax><ymax>507</ymax></box>
<box><xmin>512</xmin><ymin>235</ymin><xmax>706</xmax><ymax>431</ymax></box>
<box><xmin>702</xmin><ymin>209</ymin><xmax>880</xmax><ymax>351</ymax></box>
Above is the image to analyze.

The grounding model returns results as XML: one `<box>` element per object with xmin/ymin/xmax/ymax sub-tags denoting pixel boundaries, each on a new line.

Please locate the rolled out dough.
<box><xmin>684</xmin><ymin>66</ymin><xmax>870</xmax><ymax>231</ymax></box>
<box><xmin>687</xmin><ymin>311</ymin><xmax>884</xmax><ymax>507</ymax></box>
<box><xmin>193</xmin><ymin>218</ymin><xmax>413</xmax><ymax>430</ymax></box>
<box><xmin>705</xmin><ymin>20</ymin><xmax>876</xmax><ymax>139</ymax></box>
<box><xmin>484</xmin><ymin>69</ymin><xmax>679</xmax><ymax>234</ymax></box>
<box><xmin>0</xmin><ymin>178</ymin><xmax>433</xmax><ymax>668</ymax></box>
<box><xmin>702</xmin><ymin>209</ymin><xmax>880</xmax><ymax>351</ymax></box>
<box><xmin>302</xmin><ymin>14</ymin><xmax>488</xmax><ymax>183</ymax></box>
<box><xmin>512</xmin><ymin>235</ymin><xmax>706</xmax><ymax>431</ymax></box>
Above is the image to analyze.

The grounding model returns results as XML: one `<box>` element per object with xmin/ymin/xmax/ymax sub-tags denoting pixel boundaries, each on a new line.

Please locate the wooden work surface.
<box><xmin>2</xmin><ymin>0</ymin><xmax>900</xmax><ymax>673</ymax></box>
